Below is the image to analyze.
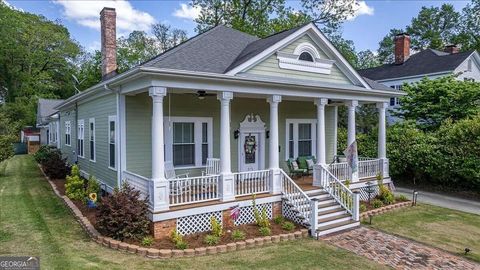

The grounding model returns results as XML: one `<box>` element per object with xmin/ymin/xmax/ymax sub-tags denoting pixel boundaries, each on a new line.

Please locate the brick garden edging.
<box><xmin>360</xmin><ymin>201</ymin><xmax>411</xmax><ymax>220</ymax></box>
<box><xmin>38</xmin><ymin>164</ymin><xmax>310</xmax><ymax>259</ymax></box>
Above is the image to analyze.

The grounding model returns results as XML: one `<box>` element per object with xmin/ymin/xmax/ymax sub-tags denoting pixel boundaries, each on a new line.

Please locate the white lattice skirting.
<box><xmin>234</xmin><ymin>203</ymin><xmax>272</xmax><ymax>226</ymax></box>
<box><xmin>355</xmin><ymin>183</ymin><xmax>394</xmax><ymax>201</ymax></box>
<box><xmin>282</xmin><ymin>200</ymin><xmax>306</xmax><ymax>226</ymax></box>
<box><xmin>176</xmin><ymin>211</ymin><xmax>222</xmax><ymax>236</ymax></box>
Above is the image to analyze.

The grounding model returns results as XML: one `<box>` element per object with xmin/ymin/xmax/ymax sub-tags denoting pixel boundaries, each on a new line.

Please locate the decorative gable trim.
<box><xmin>276</xmin><ymin>51</ymin><xmax>335</xmax><ymax>74</ymax></box>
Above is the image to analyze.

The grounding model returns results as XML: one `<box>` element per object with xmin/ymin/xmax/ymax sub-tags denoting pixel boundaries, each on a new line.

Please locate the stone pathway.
<box><xmin>323</xmin><ymin>227</ymin><xmax>480</xmax><ymax>270</ymax></box>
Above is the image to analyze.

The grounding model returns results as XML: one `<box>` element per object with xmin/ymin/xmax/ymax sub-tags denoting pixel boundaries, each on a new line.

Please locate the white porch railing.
<box><xmin>123</xmin><ymin>170</ymin><xmax>150</xmax><ymax>199</ymax></box>
<box><xmin>329</xmin><ymin>157</ymin><xmax>383</xmax><ymax>181</ymax></box>
<box><xmin>169</xmin><ymin>175</ymin><xmax>219</xmax><ymax>206</ymax></box>
<box><xmin>317</xmin><ymin>165</ymin><xmax>359</xmax><ymax>221</ymax></box>
<box><xmin>358</xmin><ymin>159</ymin><xmax>383</xmax><ymax>179</ymax></box>
<box><xmin>280</xmin><ymin>170</ymin><xmax>312</xmax><ymax>225</ymax></box>
<box><xmin>234</xmin><ymin>169</ymin><xmax>270</xmax><ymax>196</ymax></box>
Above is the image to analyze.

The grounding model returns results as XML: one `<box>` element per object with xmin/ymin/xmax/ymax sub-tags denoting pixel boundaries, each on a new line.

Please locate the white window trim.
<box><xmin>77</xmin><ymin>119</ymin><xmax>85</xmax><ymax>158</ymax></box>
<box><xmin>164</xmin><ymin>116</ymin><xmax>213</xmax><ymax>169</ymax></box>
<box><xmin>89</xmin><ymin>118</ymin><xmax>96</xmax><ymax>162</ymax></box>
<box><xmin>108</xmin><ymin>115</ymin><xmax>117</xmax><ymax>171</ymax></box>
<box><xmin>65</xmin><ymin>121</ymin><xmax>71</xmax><ymax>146</ymax></box>
<box><xmin>285</xmin><ymin>119</ymin><xmax>317</xmax><ymax>160</ymax></box>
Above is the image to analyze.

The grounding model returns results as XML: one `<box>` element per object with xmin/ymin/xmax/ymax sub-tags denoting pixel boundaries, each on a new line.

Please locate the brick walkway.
<box><xmin>323</xmin><ymin>227</ymin><xmax>480</xmax><ymax>270</ymax></box>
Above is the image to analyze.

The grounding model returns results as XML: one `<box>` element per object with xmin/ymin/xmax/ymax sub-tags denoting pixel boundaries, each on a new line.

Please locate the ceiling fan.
<box><xmin>184</xmin><ymin>90</ymin><xmax>217</xmax><ymax>100</ymax></box>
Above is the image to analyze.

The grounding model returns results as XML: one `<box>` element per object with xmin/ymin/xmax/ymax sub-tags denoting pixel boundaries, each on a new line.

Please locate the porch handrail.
<box><xmin>328</xmin><ymin>162</ymin><xmax>349</xmax><ymax>181</ymax></box>
<box><xmin>169</xmin><ymin>174</ymin><xmax>219</xmax><ymax>206</ymax></box>
<box><xmin>358</xmin><ymin>159</ymin><xmax>383</xmax><ymax>179</ymax></box>
<box><xmin>280</xmin><ymin>170</ymin><xmax>312</xmax><ymax>225</ymax></box>
<box><xmin>234</xmin><ymin>169</ymin><xmax>270</xmax><ymax>196</ymax></box>
<box><xmin>318</xmin><ymin>165</ymin><xmax>357</xmax><ymax>219</ymax></box>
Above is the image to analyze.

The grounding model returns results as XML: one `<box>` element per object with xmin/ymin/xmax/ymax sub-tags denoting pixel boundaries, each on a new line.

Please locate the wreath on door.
<box><xmin>244</xmin><ymin>134</ymin><xmax>257</xmax><ymax>155</ymax></box>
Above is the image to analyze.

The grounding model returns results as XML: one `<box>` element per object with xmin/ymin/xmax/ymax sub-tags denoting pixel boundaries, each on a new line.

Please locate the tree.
<box><xmin>396</xmin><ymin>76</ymin><xmax>480</xmax><ymax>130</ymax></box>
<box><xmin>406</xmin><ymin>4</ymin><xmax>460</xmax><ymax>50</ymax></box>
<box><xmin>355</xmin><ymin>50</ymin><xmax>380</xmax><ymax>69</ymax></box>
<box><xmin>117</xmin><ymin>31</ymin><xmax>158</xmax><ymax>73</ymax></box>
<box><xmin>152</xmin><ymin>23</ymin><xmax>188</xmax><ymax>52</ymax></box>
<box><xmin>455</xmin><ymin>0</ymin><xmax>480</xmax><ymax>52</ymax></box>
<box><xmin>191</xmin><ymin>0</ymin><xmax>357</xmax><ymax>37</ymax></box>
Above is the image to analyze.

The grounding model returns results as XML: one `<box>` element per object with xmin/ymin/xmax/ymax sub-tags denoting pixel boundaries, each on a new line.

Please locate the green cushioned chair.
<box><xmin>297</xmin><ymin>156</ymin><xmax>316</xmax><ymax>175</ymax></box>
<box><xmin>286</xmin><ymin>158</ymin><xmax>307</xmax><ymax>179</ymax></box>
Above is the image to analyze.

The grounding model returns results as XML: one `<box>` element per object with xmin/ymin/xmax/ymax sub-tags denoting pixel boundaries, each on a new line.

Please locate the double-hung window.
<box><xmin>65</xmin><ymin>121</ymin><xmax>71</xmax><ymax>146</ymax></box>
<box><xmin>108</xmin><ymin>116</ymin><xmax>116</xmax><ymax>169</ymax></box>
<box><xmin>77</xmin><ymin>120</ymin><xmax>84</xmax><ymax>158</ymax></box>
<box><xmin>165</xmin><ymin>117</ymin><xmax>213</xmax><ymax>168</ymax></box>
<box><xmin>285</xmin><ymin>119</ymin><xmax>316</xmax><ymax>159</ymax></box>
<box><xmin>89</xmin><ymin>118</ymin><xmax>95</xmax><ymax>162</ymax></box>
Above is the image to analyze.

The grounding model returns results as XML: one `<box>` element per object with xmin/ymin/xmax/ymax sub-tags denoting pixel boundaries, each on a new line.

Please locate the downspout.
<box><xmin>105</xmin><ymin>84</ymin><xmax>123</xmax><ymax>188</ymax></box>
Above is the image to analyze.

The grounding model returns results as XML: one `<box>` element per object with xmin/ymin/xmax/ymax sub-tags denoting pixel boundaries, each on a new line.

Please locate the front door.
<box><xmin>240</xmin><ymin>133</ymin><xmax>260</xmax><ymax>171</ymax></box>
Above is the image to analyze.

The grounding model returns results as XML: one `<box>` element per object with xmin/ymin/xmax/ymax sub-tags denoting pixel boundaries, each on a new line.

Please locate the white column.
<box><xmin>268</xmin><ymin>95</ymin><xmax>282</xmax><ymax>194</ymax></box>
<box><xmin>218</xmin><ymin>91</ymin><xmax>235</xmax><ymax>201</ymax></box>
<box><xmin>149</xmin><ymin>86</ymin><xmax>169</xmax><ymax>211</ymax></box>
<box><xmin>346</xmin><ymin>100</ymin><xmax>359</xmax><ymax>182</ymax></box>
<box><xmin>377</xmin><ymin>102</ymin><xmax>389</xmax><ymax>178</ymax></box>
<box><xmin>313</xmin><ymin>98</ymin><xmax>328</xmax><ymax>187</ymax></box>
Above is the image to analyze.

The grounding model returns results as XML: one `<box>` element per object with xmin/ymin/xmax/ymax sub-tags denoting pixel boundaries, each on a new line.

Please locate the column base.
<box><xmin>381</xmin><ymin>158</ymin><xmax>390</xmax><ymax>178</ymax></box>
<box><xmin>269</xmin><ymin>168</ymin><xmax>282</xmax><ymax>194</ymax></box>
<box><xmin>219</xmin><ymin>173</ymin><xmax>235</xmax><ymax>202</ymax></box>
<box><xmin>149</xmin><ymin>178</ymin><xmax>170</xmax><ymax>212</ymax></box>
<box><xmin>312</xmin><ymin>164</ymin><xmax>327</xmax><ymax>187</ymax></box>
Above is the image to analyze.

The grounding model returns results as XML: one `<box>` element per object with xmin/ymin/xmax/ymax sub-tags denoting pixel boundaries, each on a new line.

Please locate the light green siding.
<box><xmin>59</xmin><ymin>109</ymin><xmax>76</xmax><ymax>163</ymax></box>
<box><xmin>244</xmin><ymin>35</ymin><xmax>352</xmax><ymax>85</ymax></box>
<box><xmin>125</xmin><ymin>93</ymin><xmax>337</xmax><ymax>178</ymax></box>
<box><xmin>59</xmin><ymin>94</ymin><xmax>117</xmax><ymax>189</ymax></box>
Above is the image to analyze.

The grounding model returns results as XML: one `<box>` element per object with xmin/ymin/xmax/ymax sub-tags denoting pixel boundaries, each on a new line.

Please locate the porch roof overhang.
<box><xmin>55</xmin><ymin>66</ymin><xmax>406</xmax><ymax>110</ymax></box>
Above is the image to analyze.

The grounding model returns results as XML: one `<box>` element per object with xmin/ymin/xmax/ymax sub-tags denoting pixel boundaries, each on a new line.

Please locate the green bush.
<box><xmin>210</xmin><ymin>216</ymin><xmax>223</xmax><ymax>237</ymax></box>
<box><xmin>281</xmin><ymin>221</ymin><xmax>295</xmax><ymax>231</ymax></box>
<box><xmin>0</xmin><ymin>135</ymin><xmax>15</xmax><ymax>163</ymax></box>
<box><xmin>41</xmin><ymin>149</ymin><xmax>68</xmax><ymax>179</ymax></box>
<box><xmin>204</xmin><ymin>234</ymin><xmax>220</xmax><ymax>246</ymax></box>
<box><xmin>258</xmin><ymin>226</ymin><xmax>271</xmax><ymax>236</ymax></box>
<box><xmin>396</xmin><ymin>195</ymin><xmax>408</xmax><ymax>202</ymax></box>
<box><xmin>359</xmin><ymin>204</ymin><xmax>367</xmax><ymax>212</ymax></box>
<box><xmin>175</xmin><ymin>241</ymin><xmax>188</xmax><ymax>250</ymax></box>
<box><xmin>273</xmin><ymin>216</ymin><xmax>285</xmax><ymax>225</ymax></box>
<box><xmin>141</xmin><ymin>236</ymin><xmax>154</xmax><ymax>247</ymax></box>
<box><xmin>65</xmin><ymin>165</ymin><xmax>85</xmax><ymax>201</ymax></box>
<box><xmin>96</xmin><ymin>182</ymin><xmax>150</xmax><ymax>241</ymax></box>
<box><xmin>231</xmin><ymin>229</ymin><xmax>245</xmax><ymax>241</ymax></box>
<box><xmin>252</xmin><ymin>195</ymin><xmax>270</xmax><ymax>228</ymax></box>
<box><xmin>85</xmin><ymin>176</ymin><xmax>100</xmax><ymax>202</ymax></box>
<box><xmin>34</xmin><ymin>145</ymin><xmax>55</xmax><ymax>164</ymax></box>
<box><xmin>372</xmin><ymin>199</ymin><xmax>383</xmax><ymax>209</ymax></box>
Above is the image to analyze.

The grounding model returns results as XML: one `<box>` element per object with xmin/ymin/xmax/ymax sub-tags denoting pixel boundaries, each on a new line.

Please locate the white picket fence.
<box><xmin>169</xmin><ymin>175</ymin><xmax>219</xmax><ymax>206</ymax></box>
<box><xmin>234</xmin><ymin>170</ymin><xmax>270</xmax><ymax>196</ymax></box>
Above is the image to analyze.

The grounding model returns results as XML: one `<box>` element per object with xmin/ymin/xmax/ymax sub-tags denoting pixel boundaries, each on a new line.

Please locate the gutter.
<box><xmin>56</xmin><ymin>66</ymin><xmax>406</xmax><ymax>110</ymax></box>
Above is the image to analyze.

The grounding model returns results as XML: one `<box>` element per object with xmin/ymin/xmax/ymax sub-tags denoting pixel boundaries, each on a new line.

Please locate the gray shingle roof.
<box><xmin>361</xmin><ymin>77</ymin><xmax>394</xmax><ymax>91</ymax></box>
<box><xmin>142</xmin><ymin>25</ymin><xmax>258</xmax><ymax>73</ymax></box>
<box><xmin>358</xmin><ymin>49</ymin><xmax>473</xmax><ymax>81</ymax></box>
<box><xmin>36</xmin><ymin>98</ymin><xmax>64</xmax><ymax>125</ymax></box>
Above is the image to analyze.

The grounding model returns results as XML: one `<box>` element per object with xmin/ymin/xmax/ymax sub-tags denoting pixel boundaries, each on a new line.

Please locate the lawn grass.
<box><xmin>0</xmin><ymin>155</ymin><xmax>387</xmax><ymax>270</ymax></box>
<box><xmin>364</xmin><ymin>203</ymin><xmax>480</xmax><ymax>263</ymax></box>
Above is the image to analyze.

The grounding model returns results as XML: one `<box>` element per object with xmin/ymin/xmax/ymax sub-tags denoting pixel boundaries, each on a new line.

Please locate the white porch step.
<box><xmin>316</xmin><ymin>220</ymin><xmax>360</xmax><ymax>237</ymax></box>
<box><xmin>317</xmin><ymin>208</ymin><xmax>347</xmax><ymax>219</ymax></box>
<box><xmin>317</xmin><ymin>214</ymin><xmax>351</xmax><ymax>227</ymax></box>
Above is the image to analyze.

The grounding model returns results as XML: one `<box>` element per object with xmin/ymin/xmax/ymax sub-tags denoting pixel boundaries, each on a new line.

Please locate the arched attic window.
<box><xmin>298</xmin><ymin>51</ymin><xmax>314</xmax><ymax>62</ymax></box>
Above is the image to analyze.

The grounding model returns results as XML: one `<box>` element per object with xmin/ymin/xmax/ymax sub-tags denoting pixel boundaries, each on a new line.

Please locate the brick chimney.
<box><xmin>394</xmin><ymin>33</ymin><xmax>410</xmax><ymax>65</ymax></box>
<box><xmin>100</xmin><ymin>7</ymin><xmax>117</xmax><ymax>80</ymax></box>
<box><xmin>444</xmin><ymin>44</ymin><xmax>459</xmax><ymax>54</ymax></box>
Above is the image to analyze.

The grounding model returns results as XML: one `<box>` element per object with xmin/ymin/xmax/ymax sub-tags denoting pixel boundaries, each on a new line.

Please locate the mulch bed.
<box><xmin>48</xmin><ymin>174</ymin><xmax>301</xmax><ymax>250</ymax></box>
<box><xmin>360</xmin><ymin>198</ymin><xmax>410</xmax><ymax>212</ymax></box>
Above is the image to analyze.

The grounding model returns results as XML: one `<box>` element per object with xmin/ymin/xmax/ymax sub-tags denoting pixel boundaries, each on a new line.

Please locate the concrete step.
<box><xmin>316</xmin><ymin>220</ymin><xmax>360</xmax><ymax>237</ymax></box>
<box><xmin>317</xmin><ymin>213</ymin><xmax>351</xmax><ymax>227</ymax></box>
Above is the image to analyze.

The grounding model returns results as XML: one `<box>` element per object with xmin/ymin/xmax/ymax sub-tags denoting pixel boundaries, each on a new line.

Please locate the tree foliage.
<box><xmin>396</xmin><ymin>76</ymin><xmax>480</xmax><ymax>130</ymax></box>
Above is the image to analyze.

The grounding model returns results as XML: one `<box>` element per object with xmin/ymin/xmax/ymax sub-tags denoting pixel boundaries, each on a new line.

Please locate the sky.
<box><xmin>4</xmin><ymin>0</ymin><xmax>470</xmax><ymax>53</ymax></box>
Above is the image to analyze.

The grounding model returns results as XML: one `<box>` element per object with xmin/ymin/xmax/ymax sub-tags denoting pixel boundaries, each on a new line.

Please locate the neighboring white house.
<box><xmin>49</xmin><ymin>8</ymin><xmax>404</xmax><ymax>238</ymax></box>
<box><xmin>359</xmin><ymin>33</ymin><xmax>480</xmax><ymax>124</ymax></box>
<box><xmin>36</xmin><ymin>98</ymin><xmax>64</xmax><ymax>147</ymax></box>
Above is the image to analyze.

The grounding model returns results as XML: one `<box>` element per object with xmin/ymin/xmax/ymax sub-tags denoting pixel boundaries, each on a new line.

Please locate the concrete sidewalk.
<box><xmin>395</xmin><ymin>187</ymin><xmax>480</xmax><ymax>215</ymax></box>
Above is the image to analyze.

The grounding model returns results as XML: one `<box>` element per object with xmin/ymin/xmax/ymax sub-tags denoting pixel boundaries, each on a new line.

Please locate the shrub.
<box><xmin>273</xmin><ymin>216</ymin><xmax>285</xmax><ymax>225</ymax></box>
<box><xmin>96</xmin><ymin>183</ymin><xmax>150</xmax><ymax>241</ymax></box>
<box><xmin>281</xmin><ymin>221</ymin><xmax>295</xmax><ymax>231</ymax></box>
<box><xmin>65</xmin><ymin>165</ymin><xmax>85</xmax><ymax>201</ymax></box>
<box><xmin>42</xmin><ymin>149</ymin><xmax>68</xmax><ymax>179</ymax></box>
<box><xmin>141</xmin><ymin>236</ymin><xmax>154</xmax><ymax>247</ymax></box>
<box><xmin>359</xmin><ymin>204</ymin><xmax>367</xmax><ymax>212</ymax></box>
<box><xmin>377</xmin><ymin>179</ymin><xmax>395</xmax><ymax>205</ymax></box>
<box><xmin>396</xmin><ymin>194</ymin><xmax>408</xmax><ymax>202</ymax></box>
<box><xmin>175</xmin><ymin>241</ymin><xmax>188</xmax><ymax>250</ymax></box>
<box><xmin>210</xmin><ymin>216</ymin><xmax>223</xmax><ymax>237</ymax></box>
<box><xmin>258</xmin><ymin>226</ymin><xmax>271</xmax><ymax>236</ymax></box>
<box><xmin>204</xmin><ymin>234</ymin><xmax>220</xmax><ymax>246</ymax></box>
<box><xmin>372</xmin><ymin>199</ymin><xmax>383</xmax><ymax>209</ymax></box>
<box><xmin>0</xmin><ymin>135</ymin><xmax>15</xmax><ymax>163</ymax></box>
<box><xmin>34</xmin><ymin>145</ymin><xmax>55</xmax><ymax>164</ymax></box>
<box><xmin>382</xmin><ymin>192</ymin><xmax>395</xmax><ymax>205</ymax></box>
<box><xmin>231</xmin><ymin>229</ymin><xmax>245</xmax><ymax>241</ymax></box>
<box><xmin>85</xmin><ymin>176</ymin><xmax>100</xmax><ymax>201</ymax></box>
<box><xmin>252</xmin><ymin>195</ymin><xmax>270</xmax><ymax>228</ymax></box>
